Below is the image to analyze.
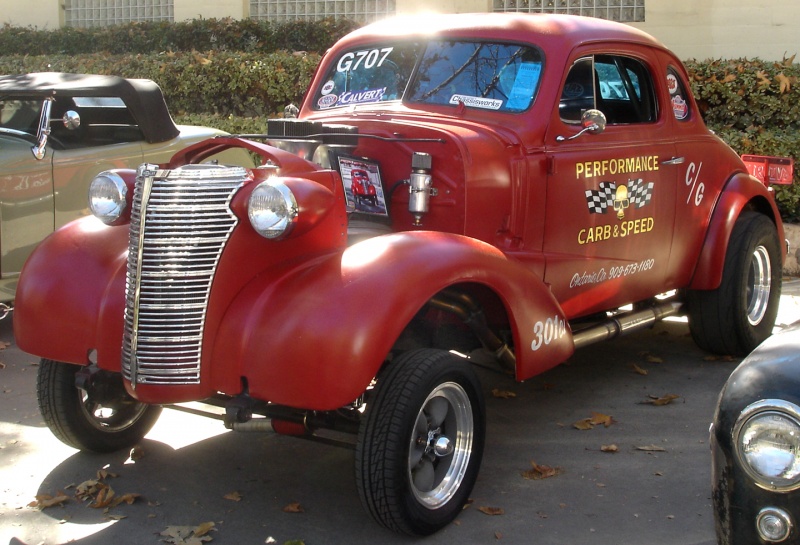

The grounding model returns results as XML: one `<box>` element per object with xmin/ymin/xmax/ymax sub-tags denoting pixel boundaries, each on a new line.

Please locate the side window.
<box><xmin>594</xmin><ymin>55</ymin><xmax>656</xmax><ymax>125</ymax></box>
<box><xmin>666</xmin><ymin>66</ymin><xmax>691</xmax><ymax>121</ymax></box>
<box><xmin>559</xmin><ymin>57</ymin><xmax>595</xmax><ymax>124</ymax></box>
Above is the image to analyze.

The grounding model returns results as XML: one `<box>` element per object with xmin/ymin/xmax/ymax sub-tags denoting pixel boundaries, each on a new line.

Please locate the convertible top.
<box><xmin>0</xmin><ymin>72</ymin><xmax>180</xmax><ymax>143</ymax></box>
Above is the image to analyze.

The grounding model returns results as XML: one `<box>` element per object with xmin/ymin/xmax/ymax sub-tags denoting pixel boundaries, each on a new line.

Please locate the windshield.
<box><xmin>0</xmin><ymin>98</ymin><xmax>41</xmax><ymax>134</ymax></box>
<box><xmin>313</xmin><ymin>40</ymin><xmax>543</xmax><ymax>113</ymax></box>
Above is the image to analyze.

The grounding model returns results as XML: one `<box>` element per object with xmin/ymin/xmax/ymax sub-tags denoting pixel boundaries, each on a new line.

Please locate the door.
<box><xmin>543</xmin><ymin>54</ymin><xmax>679</xmax><ymax>319</ymax></box>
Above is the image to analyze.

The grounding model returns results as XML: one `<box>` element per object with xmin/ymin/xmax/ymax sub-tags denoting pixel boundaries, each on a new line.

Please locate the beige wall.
<box><xmin>174</xmin><ymin>0</ymin><xmax>248</xmax><ymax>22</ymax></box>
<box><xmin>0</xmin><ymin>0</ymin><xmax>798</xmax><ymax>61</ymax></box>
<box><xmin>0</xmin><ymin>0</ymin><xmax>62</xmax><ymax>29</ymax></box>
<box><xmin>631</xmin><ymin>0</ymin><xmax>800</xmax><ymax>60</ymax></box>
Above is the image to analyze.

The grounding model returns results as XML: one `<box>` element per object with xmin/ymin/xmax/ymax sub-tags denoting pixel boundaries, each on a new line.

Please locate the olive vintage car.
<box><xmin>0</xmin><ymin>72</ymin><xmax>246</xmax><ymax>302</ymax></box>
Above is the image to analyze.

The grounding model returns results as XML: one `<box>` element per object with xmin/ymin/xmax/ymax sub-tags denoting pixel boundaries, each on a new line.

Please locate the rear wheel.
<box><xmin>355</xmin><ymin>348</ymin><xmax>485</xmax><ymax>536</ymax></box>
<box><xmin>37</xmin><ymin>359</ymin><xmax>162</xmax><ymax>452</ymax></box>
<box><xmin>687</xmin><ymin>212</ymin><xmax>782</xmax><ymax>356</ymax></box>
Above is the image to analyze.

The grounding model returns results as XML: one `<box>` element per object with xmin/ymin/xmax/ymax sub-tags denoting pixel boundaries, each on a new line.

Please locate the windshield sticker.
<box><xmin>318</xmin><ymin>94</ymin><xmax>339</xmax><ymax>109</ymax></box>
<box><xmin>506</xmin><ymin>62</ymin><xmax>542</xmax><ymax>110</ymax></box>
<box><xmin>337</xmin><ymin>48</ymin><xmax>394</xmax><ymax>73</ymax></box>
<box><xmin>666</xmin><ymin>73</ymin><xmax>679</xmax><ymax>95</ymax></box>
<box><xmin>449</xmin><ymin>94</ymin><xmax>503</xmax><ymax>110</ymax></box>
<box><xmin>672</xmin><ymin>95</ymin><xmax>688</xmax><ymax>120</ymax></box>
<box><xmin>339</xmin><ymin>87</ymin><xmax>387</xmax><ymax>106</ymax></box>
<box><xmin>321</xmin><ymin>80</ymin><xmax>335</xmax><ymax>95</ymax></box>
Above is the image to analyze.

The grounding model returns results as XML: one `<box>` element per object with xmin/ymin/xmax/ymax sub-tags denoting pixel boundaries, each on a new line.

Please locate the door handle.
<box><xmin>661</xmin><ymin>157</ymin><xmax>685</xmax><ymax>165</ymax></box>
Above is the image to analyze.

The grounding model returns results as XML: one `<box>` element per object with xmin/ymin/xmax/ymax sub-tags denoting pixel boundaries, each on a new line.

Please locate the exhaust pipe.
<box><xmin>572</xmin><ymin>300</ymin><xmax>683</xmax><ymax>350</ymax></box>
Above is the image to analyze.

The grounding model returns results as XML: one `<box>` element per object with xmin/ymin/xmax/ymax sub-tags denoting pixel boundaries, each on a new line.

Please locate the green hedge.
<box><xmin>685</xmin><ymin>56</ymin><xmax>800</xmax><ymax>221</ymax></box>
<box><xmin>0</xmin><ymin>50</ymin><xmax>320</xmax><ymax>118</ymax></box>
<box><xmin>0</xmin><ymin>18</ymin><xmax>358</xmax><ymax>55</ymax></box>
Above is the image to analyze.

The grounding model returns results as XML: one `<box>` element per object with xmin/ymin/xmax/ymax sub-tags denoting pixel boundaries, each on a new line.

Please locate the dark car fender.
<box><xmin>210</xmin><ymin>231</ymin><xmax>575</xmax><ymax>411</ymax></box>
<box><xmin>690</xmin><ymin>172</ymin><xmax>785</xmax><ymax>290</ymax></box>
<box><xmin>712</xmin><ymin>322</ymin><xmax>800</xmax><ymax>544</ymax></box>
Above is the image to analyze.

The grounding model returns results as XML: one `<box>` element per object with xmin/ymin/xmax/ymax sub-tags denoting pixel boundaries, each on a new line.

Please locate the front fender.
<box><xmin>14</xmin><ymin>216</ymin><xmax>127</xmax><ymax>367</ymax></box>
<box><xmin>690</xmin><ymin>173</ymin><xmax>785</xmax><ymax>290</ymax></box>
<box><xmin>212</xmin><ymin>231</ymin><xmax>573</xmax><ymax>410</ymax></box>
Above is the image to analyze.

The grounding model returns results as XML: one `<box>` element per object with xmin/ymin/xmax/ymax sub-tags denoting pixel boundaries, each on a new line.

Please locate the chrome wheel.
<box><xmin>79</xmin><ymin>389</ymin><xmax>152</xmax><ymax>433</ymax></box>
<box><xmin>408</xmin><ymin>382</ymin><xmax>474</xmax><ymax>509</ymax></box>
<box><xmin>747</xmin><ymin>244</ymin><xmax>772</xmax><ymax>326</ymax></box>
<box><xmin>356</xmin><ymin>348</ymin><xmax>485</xmax><ymax>535</ymax></box>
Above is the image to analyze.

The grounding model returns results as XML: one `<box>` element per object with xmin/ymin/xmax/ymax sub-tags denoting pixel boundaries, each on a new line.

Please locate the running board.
<box><xmin>571</xmin><ymin>300</ymin><xmax>684</xmax><ymax>350</ymax></box>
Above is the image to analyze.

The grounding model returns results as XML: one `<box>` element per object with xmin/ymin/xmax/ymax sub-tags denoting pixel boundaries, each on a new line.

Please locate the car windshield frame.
<box><xmin>312</xmin><ymin>38</ymin><xmax>545</xmax><ymax>114</ymax></box>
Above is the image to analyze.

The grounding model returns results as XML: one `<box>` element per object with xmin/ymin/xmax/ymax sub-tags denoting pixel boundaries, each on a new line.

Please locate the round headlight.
<box><xmin>248</xmin><ymin>181</ymin><xmax>298</xmax><ymax>239</ymax></box>
<box><xmin>735</xmin><ymin>400</ymin><xmax>800</xmax><ymax>491</ymax></box>
<box><xmin>88</xmin><ymin>171</ymin><xmax>128</xmax><ymax>225</ymax></box>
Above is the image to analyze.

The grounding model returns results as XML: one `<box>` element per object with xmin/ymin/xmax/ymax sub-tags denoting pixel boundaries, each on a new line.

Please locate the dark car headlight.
<box><xmin>734</xmin><ymin>399</ymin><xmax>800</xmax><ymax>491</ymax></box>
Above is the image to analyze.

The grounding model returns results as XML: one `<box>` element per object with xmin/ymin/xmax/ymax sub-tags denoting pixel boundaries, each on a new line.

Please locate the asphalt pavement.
<box><xmin>3</xmin><ymin>280</ymin><xmax>800</xmax><ymax>545</ymax></box>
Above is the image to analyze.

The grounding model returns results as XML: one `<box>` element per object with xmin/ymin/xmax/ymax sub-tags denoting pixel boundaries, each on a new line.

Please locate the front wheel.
<box><xmin>355</xmin><ymin>349</ymin><xmax>485</xmax><ymax>536</ymax></box>
<box><xmin>37</xmin><ymin>359</ymin><xmax>162</xmax><ymax>452</ymax></box>
<box><xmin>687</xmin><ymin>212</ymin><xmax>782</xmax><ymax>356</ymax></box>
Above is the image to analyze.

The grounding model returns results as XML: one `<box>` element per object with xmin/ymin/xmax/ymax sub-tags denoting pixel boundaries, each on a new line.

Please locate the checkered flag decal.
<box><xmin>628</xmin><ymin>178</ymin><xmax>654</xmax><ymax>208</ymax></box>
<box><xmin>585</xmin><ymin>181</ymin><xmax>616</xmax><ymax>214</ymax></box>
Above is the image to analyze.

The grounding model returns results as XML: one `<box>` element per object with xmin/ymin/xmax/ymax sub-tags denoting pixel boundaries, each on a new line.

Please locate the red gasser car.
<box><xmin>14</xmin><ymin>13</ymin><xmax>785</xmax><ymax>536</ymax></box>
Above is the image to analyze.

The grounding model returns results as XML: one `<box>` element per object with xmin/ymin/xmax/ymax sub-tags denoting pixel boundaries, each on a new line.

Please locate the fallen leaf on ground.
<box><xmin>160</xmin><ymin>522</ymin><xmax>216</xmax><ymax>545</ymax></box>
<box><xmin>522</xmin><ymin>461</ymin><xmax>562</xmax><ymax>480</ymax></box>
<box><xmin>601</xmin><ymin>444</ymin><xmax>618</xmax><ymax>453</ymax></box>
<box><xmin>573</xmin><ymin>412</ymin><xmax>614</xmax><ymax>430</ymax></box>
<box><xmin>573</xmin><ymin>418</ymin><xmax>594</xmax><ymax>430</ymax></box>
<box><xmin>491</xmin><ymin>388</ymin><xmax>516</xmax><ymax>399</ymax></box>
<box><xmin>642</xmin><ymin>394</ymin><xmax>681</xmax><ymax>406</ymax></box>
<box><xmin>0</xmin><ymin>362</ymin><xmax>5</xmax><ymax>369</ymax></box>
<box><xmin>29</xmin><ymin>492</ymin><xmax>70</xmax><ymax>509</ymax></box>
<box><xmin>636</xmin><ymin>444</ymin><xmax>667</xmax><ymax>452</ymax></box>
<box><xmin>109</xmin><ymin>493</ymin><xmax>140</xmax><ymax>508</ymax></box>
<box><xmin>590</xmin><ymin>412</ymin><xmax>614</xmax><ymax>427</ymax></box>
<box><xmin>283</xmin><ymin>502</ymin><xmax>304</xmax><ymax>513</ymax></box>
<box><xmin>90</xmin><ymin>485</ymin><xmax>115</xmax><ymax>509</ymax></box>
<box><xmin>97</xmin><ymin>468</ymin><xmax>117</xmax><ymax>479</ymax></box>
<box><xmin>631</xmin><ymin>364</ymin><xmax>648</xmax><ymax>375</ymax></box>
<box><xmin>224</xmin><ymin>491</ymin><xmax>242</xmax><ymax>502</ymax></box>
<box><xmin>478</xmin><ymin>506</ymin><xmax>504</xmax><ymax>516</ymax></box>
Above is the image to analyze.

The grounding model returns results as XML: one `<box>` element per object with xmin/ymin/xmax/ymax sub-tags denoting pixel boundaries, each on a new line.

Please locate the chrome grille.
<box><xmin>122</xmin><ymin>164</ymin><xmax>246</xmax><ymax>385</ymax></box>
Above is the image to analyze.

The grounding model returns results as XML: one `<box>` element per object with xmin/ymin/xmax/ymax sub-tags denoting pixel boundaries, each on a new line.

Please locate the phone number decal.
<box><xmin>570</xmin><ymin>258</ymin><xmax>656</xmax><ymax>288</ymax></box>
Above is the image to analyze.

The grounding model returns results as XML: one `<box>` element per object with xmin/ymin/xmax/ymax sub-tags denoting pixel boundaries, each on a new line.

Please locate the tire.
<box><xmin>687</xmin><ymin>212</ymin><xmax>782</xmax><ymax>356</ymax></box>
<box><xmin>355</xmin><ymin>348</ymin><xmax>485</xmax><ymax>536</ymax></box>
<box><xmin>37</xmin><ymin>359</ymin><xmax>162</xmax><ymax>453</ymax></box>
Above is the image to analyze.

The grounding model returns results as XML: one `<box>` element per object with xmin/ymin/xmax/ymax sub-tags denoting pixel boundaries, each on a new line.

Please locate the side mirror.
<box><xmin>557</xmin><ymin>109</ymin><xmax>607</xmax><ymax>142</ymax></box>
<box><xmin>62</xmin><ymin>110</ymin><xmax>81</xmax><ymax>130</ymax></box>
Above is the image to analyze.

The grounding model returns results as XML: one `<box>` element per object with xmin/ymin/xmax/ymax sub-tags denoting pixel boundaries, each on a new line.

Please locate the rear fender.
<box><xmin>212</xmin><ymin>231</ymin><xmax>573</xmax><ymax>410</ymax></box>
<box><xmin>13</xmin><ymin>216</ymin><xmax>127</xmax><ymax>367</ymax></box>
<box><xmin>690</xmin><ymin>173</ymin><xmax>785</xmax><ymax>290</ymax></box>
